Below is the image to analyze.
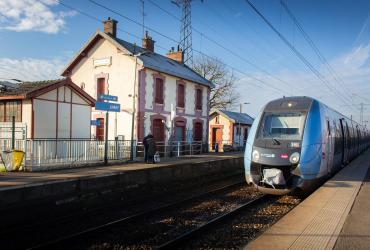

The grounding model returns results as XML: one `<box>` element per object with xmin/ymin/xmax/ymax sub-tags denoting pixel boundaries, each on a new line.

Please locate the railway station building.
<box><xmin>209</xmin><ymin>109</ymin><xmax>254</xmax><ymax>152</ymax></box>
<box><xmin>61</xmin><ymin>18</ymin><xmax>213</xmax><ymax>144</ymax></box>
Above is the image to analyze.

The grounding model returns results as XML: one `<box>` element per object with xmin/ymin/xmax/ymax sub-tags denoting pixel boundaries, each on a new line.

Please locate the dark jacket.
<box><xmin>147</xmin><ymin>137</ymin><xmax>156</xmax><ymax>156</ymax></box>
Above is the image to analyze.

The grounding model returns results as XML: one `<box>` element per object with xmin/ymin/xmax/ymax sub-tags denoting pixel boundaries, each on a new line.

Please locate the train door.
<box><xmin>339</xmin><ymin>119</ymin><xmax>347</xmax><ymax>165</ymax></box>
<box><xmin>325</xmin><ymin>119</ymin><xmax>333</xmax><ymax>175</ymax></box>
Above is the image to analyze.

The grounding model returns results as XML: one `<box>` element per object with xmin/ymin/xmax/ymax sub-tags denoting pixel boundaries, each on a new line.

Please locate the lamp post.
<box><xmin>130</xmin><ymin>49</ymin><xmax>148</xmax><ymax>161</ymax></box>
<box><xmin>239</xmin><ymin>102</ymin><xmax>250</xmax><ymax>147</ymax></box>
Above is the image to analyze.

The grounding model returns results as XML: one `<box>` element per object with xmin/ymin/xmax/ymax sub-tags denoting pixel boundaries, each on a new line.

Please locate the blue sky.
<box><xmin>1</xmin><ymin>0</ymin><xmax>370</xmax><ymax>124</ymax></box>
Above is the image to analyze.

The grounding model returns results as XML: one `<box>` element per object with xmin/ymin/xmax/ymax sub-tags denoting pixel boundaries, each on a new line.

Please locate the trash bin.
<box><xmin>1</xmin><ymin>150</ymin><xmax>25</xmax><ymax>171</ymax></box>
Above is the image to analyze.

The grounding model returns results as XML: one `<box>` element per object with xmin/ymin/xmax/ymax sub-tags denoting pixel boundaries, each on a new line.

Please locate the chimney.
<box><xmin>166</xmin><ymin>45</ymin><xmax>184</xmax><ymax>64</ymax></box>
<box><xmin>103</xmin><ymin>17</ymin><xmax>118</xmax><ymax>38</ymax></box>
<box><xmin>142</xmin><ymin>31</ymin><xmax>155</xmax><ymax>52</ymax></box>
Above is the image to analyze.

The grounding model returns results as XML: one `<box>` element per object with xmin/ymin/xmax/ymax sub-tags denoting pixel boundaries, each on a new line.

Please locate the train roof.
<box><xmin>264</xmin><ymin>96</ymin><xmax>368</xmax><ymax>131</ymax></box>
<box><xmin>264</xmin><ymin>96</ymin><xmax>314</xmax><ymax>113</ymax></box>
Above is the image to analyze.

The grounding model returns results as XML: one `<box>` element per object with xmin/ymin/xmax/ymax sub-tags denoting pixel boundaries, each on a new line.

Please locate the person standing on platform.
<box><xmin>147</xmin><ymin>135</ymin><xmax>157</xmax><ymax>164</ymax></box>
<box><xmin>143</xmin><ymin>133</ymin><xmax>153</xmax><ymax>163</ymax></box>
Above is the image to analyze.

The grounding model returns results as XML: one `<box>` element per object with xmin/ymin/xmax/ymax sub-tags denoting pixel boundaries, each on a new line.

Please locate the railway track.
<box><xmin>29</xmin><ymin>181</ymin><xmax>252</xmax><ymax>249</ymax></box>
<box><xmin>157</xmin><ymin>195</ymin><xmax>267</xmax><ymax>249</ymax></box>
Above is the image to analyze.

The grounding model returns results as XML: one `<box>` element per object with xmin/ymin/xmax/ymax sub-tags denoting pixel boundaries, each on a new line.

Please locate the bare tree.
<box><xmin>193</xmin><ymin>56</ymin><xmax>239</xmax><ymax>110</ymax></box>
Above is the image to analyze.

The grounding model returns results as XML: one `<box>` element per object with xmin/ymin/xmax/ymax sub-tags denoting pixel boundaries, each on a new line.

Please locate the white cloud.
<box><xmin>0</xmin><ymin>57</ymin><xmax>65</xmax><ymax>81</ymax></box>
<box><xmin>0</xmin><ymin>0</ymin><xmax>76</xmax><ymax>34</ymax></box>
<box><xmin>237</xmin><ymin>43</ymin><xmax>370</xmax><ymax>124</ymax></box>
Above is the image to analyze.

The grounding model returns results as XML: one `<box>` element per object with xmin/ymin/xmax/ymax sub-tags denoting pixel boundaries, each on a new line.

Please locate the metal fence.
<box><xmin>0</xmin><ymin>139</ymin><xmax>132</xmax><ymax>171</ymax></box>
<box><xmin>0</xmin><ymin>138</ymin><xmax>208</xmax><ymax>171</ymax></box>
<box><xmin>209</xmin><ymin>140</ymin><xmax>247</xmax><ymax>152</ymax></box>
<box><xmin>136</xmin><ymin>140</ymin><xmax>205</xmax><ymax>158</ymax></box>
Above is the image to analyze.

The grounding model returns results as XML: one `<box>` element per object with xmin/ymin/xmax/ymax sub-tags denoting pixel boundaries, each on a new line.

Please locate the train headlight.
<box><xmin>290</xmin><ymin>152</ymin><xmax>300</xmax><ymax>164</ymax></box>
<box><xmin>252</xmin><ymin>150</ymin><xmax>260</xmax><ymax>162</ymax></box>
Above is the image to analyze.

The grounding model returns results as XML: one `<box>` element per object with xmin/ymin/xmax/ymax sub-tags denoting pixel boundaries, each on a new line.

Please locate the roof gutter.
<box><xmin>0</xmin><ymin>94</ymin><xmax>26</xmax><ymax>100</ymax></box>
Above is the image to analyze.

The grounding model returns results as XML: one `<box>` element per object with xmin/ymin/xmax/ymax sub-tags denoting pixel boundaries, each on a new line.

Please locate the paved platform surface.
<box><xmin>334</xmin><ymin>163</ymin><xmax>370</xmax><ymax>250</ymax></box>
<box><xmin>246</xmin><ymin>150</ymin><xmax>370</xmax><ymax>250</ymax></box>
<box><xmin>0</xmin><ymin>152</ymin><xmax>242</xmax><ymax>191</ymax></box>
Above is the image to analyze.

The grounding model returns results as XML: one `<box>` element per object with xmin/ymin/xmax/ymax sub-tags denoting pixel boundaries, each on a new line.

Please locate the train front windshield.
<box><xmin>258</xmin><ymin>112</ymin><xmax>306</xmax><ymax>140</ymax></box>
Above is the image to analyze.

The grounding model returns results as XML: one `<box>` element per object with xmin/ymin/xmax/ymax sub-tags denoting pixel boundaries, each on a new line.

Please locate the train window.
<box><xmin>327</xmin><ymin>120</ymin><xmax>331</xmax><ymax>136</ymax></box>
<box><xmin>257</xmin><ymin>112</ymin><xmax>306</xmax><ymax>140</ymax></box>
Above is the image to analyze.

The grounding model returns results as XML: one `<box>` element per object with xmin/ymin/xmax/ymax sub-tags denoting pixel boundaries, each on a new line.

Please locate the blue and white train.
<box><xmin>244</xmin><ymin>96</ymin><xmax>370</xmax><ymax>195</ymax></box>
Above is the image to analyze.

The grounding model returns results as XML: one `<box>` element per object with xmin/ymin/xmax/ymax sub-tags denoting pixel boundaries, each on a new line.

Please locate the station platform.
<box><xmin>0</xmin><ymin>152</ymin><xmax>243</xmax><ymax>208</ymax></box>
<box><xmin>246</xmin><ymin>150</ymin><xmax>370</xmax><ymax>250</ymax></box>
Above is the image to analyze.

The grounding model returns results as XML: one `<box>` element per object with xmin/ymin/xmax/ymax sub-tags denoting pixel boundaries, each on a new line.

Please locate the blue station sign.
<box><xmin>99</xmin><ymin>94</ymin><xmax>118</xmax><ymax>102</ymax></box>
<box><xmin>90</xmin><ymin>120</ymin><xmax>101</xmax><ymax>126</ymax></box>
<box><xmin>95</xmin><ymin>102</ymin><xmax>121</xmax><ymax>112</ymax></box>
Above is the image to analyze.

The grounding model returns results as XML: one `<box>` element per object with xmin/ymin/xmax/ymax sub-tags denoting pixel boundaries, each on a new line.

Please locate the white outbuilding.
<box><xmin>0</xmin><ymin>78</ymin><xmax>96</xmax><ymax>139</ymax></box>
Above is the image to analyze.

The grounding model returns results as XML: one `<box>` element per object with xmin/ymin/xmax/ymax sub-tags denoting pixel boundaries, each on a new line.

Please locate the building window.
<box><xmin>244</xmin><ymin>128</ymin><xmax>248</xmax><ymax>141</ymax></box>
<box><xmin>0</xmin><ymin>101</ymin><xmax>21</xmax><ymax>122</ymax></box>
<box><xmin>236</xmin><ymin>126</ymin><xmax>240</xmax><ymax>135</ymax></box>
<box><xmin>215</xmin><ymin>116</ymin><xmax>219</xmax><ymax>124</ymax></box>
<box><xmin>177</xmin><ymin>84</ymin><xmax>185</xmax><ymax>108</ymax></box>
<box><xmin>196</xmin><ymin>88</ymin><xmax>202</xmax><ymax>110</ymax></box>
<box><xmin>155</xmin><ymin>78</ymin><xmax>164</xmax><ymax>104</ymax></box>
<box><xmin>194</xmin><ymin>122</ymin><xmax>203</xmax><ymax>141</ymax></box>
<box><xmin>97</xmin><ymin>77</ymin><xmax>106</xmax><ymax>100</ymax></box>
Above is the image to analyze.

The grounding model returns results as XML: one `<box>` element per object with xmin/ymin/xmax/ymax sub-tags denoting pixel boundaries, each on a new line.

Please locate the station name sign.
<box><xmin>90</xmin><ymin>120</ymin><xmax>101</xmax><ymax>126</ymax></box>
<box><xmin>93</xmin><ymin>57</ymin><xmax>111</xmax><ymax>67</ymax></box>
<box><xmin>99</xmin><ymin>94</ymin><xmax>118</xmax><ymax>102</ymax></box>
<box><xmin>95</xmin><ymin>102</ymin><xmax>121</xmax><ymax>112</ymax></box>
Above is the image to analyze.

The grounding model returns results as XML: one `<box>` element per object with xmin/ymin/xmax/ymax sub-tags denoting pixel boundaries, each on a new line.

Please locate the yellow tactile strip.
<box><xmin>246</xmin><ymin>150</ymin><xmax>370</xmax><ymax>250</ymax></box>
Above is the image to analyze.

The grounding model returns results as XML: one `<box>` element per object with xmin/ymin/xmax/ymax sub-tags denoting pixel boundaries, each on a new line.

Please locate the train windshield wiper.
<box><xmin>272</xmin><ymin>138</ymin><xmax>281</xmax><ymax>145</ymax></box>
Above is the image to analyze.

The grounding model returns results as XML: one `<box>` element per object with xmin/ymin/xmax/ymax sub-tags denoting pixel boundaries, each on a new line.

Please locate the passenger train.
<box><xmin>244</xmin><ymin>96</ymin><xmax>370</xmax><ymax>195</ymax></box>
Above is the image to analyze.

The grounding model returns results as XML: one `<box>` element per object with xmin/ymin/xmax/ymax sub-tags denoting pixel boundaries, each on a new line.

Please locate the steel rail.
<box><xmin>29</xmin><ymin>181</ymin><xmax>247</xmax><ymax>249</ymax></box>
<box><xmin>157</xmin><ymin>195</ymin><xmax>268</xmax><ymax>249</ymax></box>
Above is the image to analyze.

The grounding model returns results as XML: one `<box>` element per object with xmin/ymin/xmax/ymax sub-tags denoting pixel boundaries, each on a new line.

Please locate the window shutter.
<box><xmin>0</xmin><ymin>102</ymin><xmax>4</xmax><ymax>122</ymax></box>
<box><xmin>155</xmin><ymin>78</ymin><xmax>164</xmax><ymax>104</ymax></box>
<box><xmin>178</xmin><ymin>84</ymin><xmax>184</xmax><ymax>108</ymax></box>
<box><xmin>196</xmin><ymin>89</ymin><xmax>202</xmax><ymax>110</ymax></box>
<box><xmin>97</xmin><ymin>78</ymin><xmax>105</xmax><ymax>100</ymax></box>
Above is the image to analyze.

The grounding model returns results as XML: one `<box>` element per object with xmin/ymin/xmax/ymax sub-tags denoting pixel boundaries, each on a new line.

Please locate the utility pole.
<box><xmin>341</xmin><ymin>102</ymin><xmax>370</xmax><ymax>126</ymax></box>
<box><xmin>172</xmin><ymin>0</ymin><xmax>203</xmax><ymax>66</ymax></box>
<box><xmin>140</xmin><ymin>0</ymin><xmax>146</xmax><ymax>37</ymax></box>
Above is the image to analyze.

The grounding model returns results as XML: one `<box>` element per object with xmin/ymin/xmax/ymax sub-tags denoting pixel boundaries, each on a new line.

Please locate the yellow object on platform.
<box><xmin>1</xmin><ymin>150</ymin><xmax>25</xmax><ymax>171</ymax></box>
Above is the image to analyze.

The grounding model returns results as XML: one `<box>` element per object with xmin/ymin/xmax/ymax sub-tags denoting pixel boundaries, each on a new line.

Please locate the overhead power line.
<box><xmin>80</xmin><ymin>0</ymin><xmax>294</xmax><ymax>95</ymax></box>
<box><xmin>244</xmin><ymin>0</ymin><xmax>356</xmax><ymax>112</ymax></box>
<box><xmin>193</xmin><ymin>49</ymin><xmax>294</xmax><ymax>95</ymax></box>
<box><xmin>146</xmin><ymin>0</ymin><xmax>303</xmax><ymax>93</ymax></box>
<box><xmin>279</xmin><ymin>0</ymin><xmax>352</xmax><ymax>100</ymax></box>
<box><xmin>88</xmin><ymin>0</ymin><xmax>180</xmax><ymax>44</ymax></box>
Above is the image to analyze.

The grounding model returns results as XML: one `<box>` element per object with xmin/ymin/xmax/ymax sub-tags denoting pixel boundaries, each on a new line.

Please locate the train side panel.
<box><xmin>244</xmin><ymin>110</ymin><xmax>263</xmax><ymax>184</ymax></box>
<box><xmin>299</xmin><ymin>100</ymin><xmax>325</xmax><ymax>180</ymax></box>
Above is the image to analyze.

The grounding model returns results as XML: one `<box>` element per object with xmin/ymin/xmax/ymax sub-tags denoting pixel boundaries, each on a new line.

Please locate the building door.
<box><xmin>175</xmin><ymin>126</ymin><xmax>185</xmax><ymax>142</ymax></box>
<box><xmin>96</xmin><ymin>118</ymin><xmax>105</xmax><ymax>141</ymax></box>
<box><xmin>212</xmin><ymin>127</ymin><xmax>222</xmax><ymax>149</ymax></box>
<box><xmin>194</xmin><ymin>122</ymin><xmax>203</xmax><ymax>142</ymax></box>
<box><xmin>153</xmin><ymin>119</ymin><xmax>165</xmax><ymax>142</ymax></box>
